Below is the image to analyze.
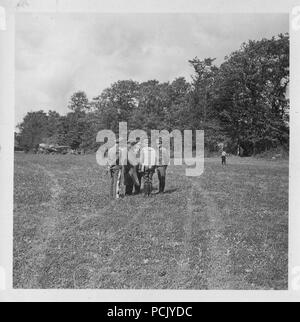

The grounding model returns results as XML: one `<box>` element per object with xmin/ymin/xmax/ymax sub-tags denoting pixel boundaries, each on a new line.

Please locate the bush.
<box><xmin>255</xmin><ymin>146</ymin><xmax>289</xmax><ymax>160</ymax></box>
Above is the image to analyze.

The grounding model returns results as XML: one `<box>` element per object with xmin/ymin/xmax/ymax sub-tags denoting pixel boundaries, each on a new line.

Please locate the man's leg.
<box><xmin>148</xmin><ymin>168</ymin><xmax>155</xmax><ymax>196</ymax></box>
<box><xmin>161</xmin><ymin>166</ymin><xmax>167</xmax><ymax>192</ymax></box>
<box><xmin>125</xmin><ymin>183</ymin><xmax>134</xmax><ymax>195</ymax></box>
<box><xmin>158</xmin><ymin>166</ymin><xmax>167</xmax><ymax>192</ymax></box>
<box><xmin>157</xmin><ymin>167</ymin><xmax>163</xmax><ymax>193</ymax></box>
<box><xmin>116</xmin><ymin>168</ymin><xmax>122</xmax><ymax>199</ymax></box>
<box><xmin>110</xmin><ymin>167</ymin><xmax>119</xmax><ymax>199</ymax></box>
<box><xmin>135</xmin><ymin>170</ymin><xmax>142</xmax><ymax>194</ymax></box>
<box><xmin>143</xmin><ymin>168</ymin><xmax>150</xmax><ymax>196</ymax></box>
<box><xmin>124</xmin><ymin>166</ymin><xmax>133</xmax><ymax>196</ymax></box>
<box><xmin>110</xmin><ymin>168</ymin><xmax>115</xmax><ymax>198</ymax></box>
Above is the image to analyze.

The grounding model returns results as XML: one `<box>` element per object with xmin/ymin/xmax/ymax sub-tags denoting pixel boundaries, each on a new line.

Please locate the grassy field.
<box><xmin>13</xmin><ymin>153</ymin><xmax>289</xmax><ymax>289</ymax></box>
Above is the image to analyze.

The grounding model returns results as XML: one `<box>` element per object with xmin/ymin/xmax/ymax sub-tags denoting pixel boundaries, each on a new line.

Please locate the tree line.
<box><xmin>15</xmin><ymin>33</ymin><xmax>289</xmax><ymax>156</ymax></box>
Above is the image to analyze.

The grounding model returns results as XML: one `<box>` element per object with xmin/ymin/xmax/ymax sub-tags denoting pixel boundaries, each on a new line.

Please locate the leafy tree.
<box><xmin>79</xmin><ymin>112</ymin><xmax>103</xmax><ymax>152</ymax></box>
<box><xmin>213</xmin><ymin>34</ymin><xmax>289</xmax><ymax>154</ymax></box>
<box><xmin>188</xmin><ymin>57</ymin><xmax>219</xmax><ymax>127</ymax></box>
<box><xmin>17</xmin><ymin>111</ymin><xmax>49</xmax><ymax>151</ymax></box>
<box><xmin>68</xmin><ymin>91</ymin><xmax>90</xmax><ymax>112</ymax></box>
<box><xmin>188</xmin><ymin>57</ymin><xmax>227</xmax><ymax>151</ymax></box>
<box><xmin>93</xmin><ymin>80</ymin><xmax>139</xmax><ymax>133</ymax></box>
<box><xmin>162</xmin><ymin>77</ymin><xmax>191</xmax><ymax>131</ymax></box>
<box><xmin>46</xmin><ymin>110</ymin><xmax>61</xmax><ymax>142</ymax></box>
<box><xmin>131</xmin><ymin>80</ymin><xmax>170</xmax><ymax>132</ymax></box>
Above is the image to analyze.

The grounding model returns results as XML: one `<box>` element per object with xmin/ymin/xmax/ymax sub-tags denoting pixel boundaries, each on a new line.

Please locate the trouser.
<box><xmin>124</xmin><ymin>165</ymin><xmax>140</xmax><ymax>196</ymax></box>
<box><xmin>123</xmin><ymin>165</ymin><xmax>133</xmax><ymax>196</ymax></box>
<box><xmin>110</xmin><ymin>166</ymin><xmax>122</xmax><ymax>199</ymax></box>
<box><xmin>222</xmin><ymin>156</ymin><xmax>226</xmax><ymax>165</ymax></box>
<box><xmin>157</xmin><ymin>166</ymin><xmax>167</xmax><ymax>193</ymax></box>
<box><xmin>143</xmin><ymin>166</ymin><xmax>155</xmax><ymax>196</ymax></box>
<box><xmin>134</xmin><ymin>167</ymin><xmax>143</xmax><ymax>194</ymax></box>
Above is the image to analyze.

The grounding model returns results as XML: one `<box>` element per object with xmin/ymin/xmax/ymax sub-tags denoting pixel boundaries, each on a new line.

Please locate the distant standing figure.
<box><xmin>221</xmin><ymin>150</ymin><xmax>227</xmax><ymax>166</ymax></box>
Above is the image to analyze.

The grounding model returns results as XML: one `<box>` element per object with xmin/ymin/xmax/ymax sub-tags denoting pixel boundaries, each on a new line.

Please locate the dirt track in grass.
<box><xmin>13</xmin><ymin>154</ymin><xmax>289</xmax><ymax>289</ymax></box>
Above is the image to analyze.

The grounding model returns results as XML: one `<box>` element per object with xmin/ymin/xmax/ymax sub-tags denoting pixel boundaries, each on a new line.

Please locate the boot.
<box><xmin>148</xmin><ymin>183</ymin><xmax>152</xmax><ymax>196</ymax></box>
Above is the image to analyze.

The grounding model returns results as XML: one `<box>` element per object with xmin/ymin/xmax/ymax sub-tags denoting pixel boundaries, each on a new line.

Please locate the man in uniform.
<box><xmin>123</xmin><ymin>139</ymin><xmax>140</xmax><ymax>196</ymax></box>
<box><xmin>107</xmin><ymin>138</ymin><xmax>124</xmax><ymax>199</ymax></box>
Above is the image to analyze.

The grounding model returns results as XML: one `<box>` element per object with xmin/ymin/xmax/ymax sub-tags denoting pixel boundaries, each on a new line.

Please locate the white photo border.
<box><xmin>0</xmin><ymin>0</ymin><xmax>299</xmax><ymax>302</ymax></box>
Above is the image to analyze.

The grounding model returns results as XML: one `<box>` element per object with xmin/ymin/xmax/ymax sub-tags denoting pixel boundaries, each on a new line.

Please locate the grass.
<box><xmin>13</xmin><ymin>154</ymin><xmax>289</xmax><ymax>289</ymax></box>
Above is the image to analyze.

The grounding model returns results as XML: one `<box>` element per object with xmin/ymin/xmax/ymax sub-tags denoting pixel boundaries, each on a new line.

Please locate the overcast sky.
<box><xmin>15</xmin><ymin>13</ymin><xmax>289</xmax><ymax>125</ymax></box>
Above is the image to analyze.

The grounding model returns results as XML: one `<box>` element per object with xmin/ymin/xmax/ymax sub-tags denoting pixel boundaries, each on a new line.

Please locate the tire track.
<box><xmin>187</xmin><ymin>177</ymin><xmax>254</xmax><ymax>289</ymax></box>
<box><xmin>174</xmin><ymin>165</ymin><xmax>252</xmax><ymax>289</ymax></box>
<box><xmin>24</xmin><ymin>165</ymin><xmax>64</xmax><ymax>288</ymax></box>
<box><xmin>73</xmin><ymin>196</ymin><xmax>160</xmax><ymax>288</ymax></box>
<box><xmin>172</xmin><ymin>183</ymin><xmax>195</xmax><ymax>288</ymax></box>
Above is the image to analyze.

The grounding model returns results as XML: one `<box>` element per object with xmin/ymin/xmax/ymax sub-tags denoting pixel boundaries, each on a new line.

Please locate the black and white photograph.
<box><xmin>1</xmin><ymin>0</ymin><xmax>300</xmax><ymax>303</ymax></box>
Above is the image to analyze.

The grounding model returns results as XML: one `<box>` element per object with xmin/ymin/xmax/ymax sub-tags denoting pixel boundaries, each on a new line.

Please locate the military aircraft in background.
<box><xmin>37</xmin><ymin>144</ymin><xmax>71</xmax><ymax>155</ymax></box>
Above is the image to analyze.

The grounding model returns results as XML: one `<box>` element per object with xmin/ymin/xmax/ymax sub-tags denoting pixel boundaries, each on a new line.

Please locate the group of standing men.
<box><xmin>106</xmin><ymin>137</ymin><xmax>170</xmax><ymax>199</ymax></box>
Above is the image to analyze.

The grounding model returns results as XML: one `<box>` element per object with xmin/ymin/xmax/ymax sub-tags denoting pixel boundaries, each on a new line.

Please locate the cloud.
<box><xmin>15</xmin><ymin>13</ymin><xmax>289</xmax><ymax>125</ymax></box>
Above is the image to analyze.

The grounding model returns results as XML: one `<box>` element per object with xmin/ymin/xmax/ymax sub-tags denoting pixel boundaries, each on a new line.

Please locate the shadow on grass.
<box><xmin>162</xmin><ymin>188</ymin><xmax>178</xmax><ymax>195</ymax></box>
<box><xmin>124</xmin><ymin>187</ymin><xmax>178</xmax><ymax>197</ymax></box>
